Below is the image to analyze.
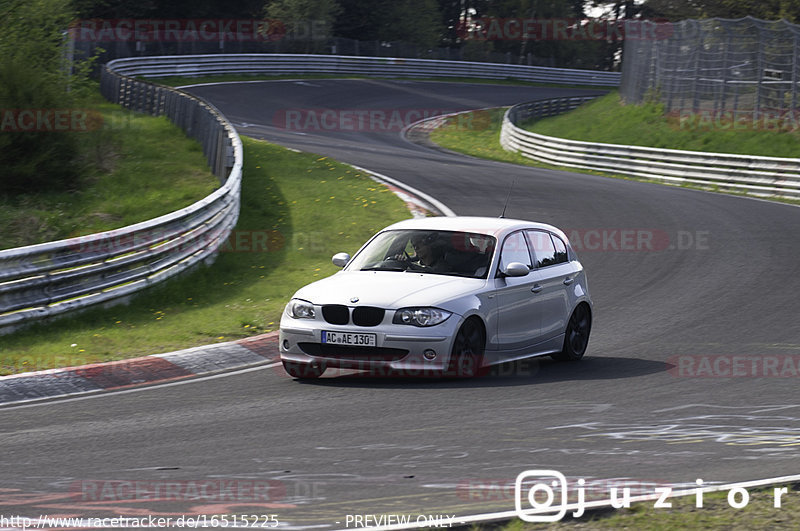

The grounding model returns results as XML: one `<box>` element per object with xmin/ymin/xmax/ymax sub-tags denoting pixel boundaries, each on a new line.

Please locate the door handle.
<box><xmin>563</xmin><ymin>277</ymin><xmax>574</xmax><ymax>286</ymax></box>
<box><xmin>531</xmin><ymin>284</ymin><xmax>543</xmax><ymax>293</ymax></box>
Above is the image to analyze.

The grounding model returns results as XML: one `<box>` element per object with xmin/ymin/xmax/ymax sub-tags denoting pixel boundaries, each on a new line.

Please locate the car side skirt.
<box><xmin>482</xmin><ymin>334</ymin><xmax>565</xmax><ymax>367</ymax></box>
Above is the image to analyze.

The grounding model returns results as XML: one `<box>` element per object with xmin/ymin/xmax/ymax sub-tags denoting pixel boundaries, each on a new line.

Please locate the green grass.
<box><xmin>479</xmin><ymin>484</ymin><xmax>800</xmax><ymax>530</ymax></box>
<box><xmin>0</xmin><ymin>96</ymin><xmax>218</xmax><ymax>250</ymax></box>
<box><xmin>523</xmin><ymin>92</ymin><xmax>800</xmax><ymax>158</ymax></box>
<box><xmin>0</xmin><ymin>137</ymin><xmax>410</xmax><ymax>375</ymax></box>
<box><xmin>429</xmin><ymin>107</ymin><xmax>541</xmax><ymax>167</ymax></box>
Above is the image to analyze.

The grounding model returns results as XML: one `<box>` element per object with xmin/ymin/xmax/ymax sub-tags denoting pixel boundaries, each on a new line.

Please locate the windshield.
<box><xmin>346</xmin><ymin>229</ymin><xmax>496</xmax><ymax>278</ymax></box>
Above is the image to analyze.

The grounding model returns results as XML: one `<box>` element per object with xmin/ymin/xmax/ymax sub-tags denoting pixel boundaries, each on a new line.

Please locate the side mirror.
<box><xmin>502</xmin><ymin>262</ymin><xmax>530</xmax><ymax>277</ymax></box>
<box><xmin>332</xmin><ymin>252</ymin><xmax>351</xmax><ymax>268</ymax></box>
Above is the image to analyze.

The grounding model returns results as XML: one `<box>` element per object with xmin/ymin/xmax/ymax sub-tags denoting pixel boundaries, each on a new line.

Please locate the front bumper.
<box><xmin>279</xmin><ymin>314</ymin><xmax>462</xmax><ymax>374</ymax></box>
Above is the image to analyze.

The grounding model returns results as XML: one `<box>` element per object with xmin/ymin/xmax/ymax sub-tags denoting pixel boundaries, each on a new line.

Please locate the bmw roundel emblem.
<box><xmin>350</xmin><ymin>297</ymin><xmax>359</xmax><ymax>303</ymax></box>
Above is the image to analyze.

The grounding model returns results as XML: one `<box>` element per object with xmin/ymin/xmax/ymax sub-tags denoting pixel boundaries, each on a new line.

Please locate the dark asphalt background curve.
<box><xmin>3</xmin><ymin>79</ymin><xmax>800</xmax><ymax>527</ymax></box>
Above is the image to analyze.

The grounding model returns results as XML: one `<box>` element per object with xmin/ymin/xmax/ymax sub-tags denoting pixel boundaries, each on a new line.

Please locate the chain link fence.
<box><xmin>621</xmin><ymin>17</ymin><xmax>800</xmax><ymax>120</ymax></box>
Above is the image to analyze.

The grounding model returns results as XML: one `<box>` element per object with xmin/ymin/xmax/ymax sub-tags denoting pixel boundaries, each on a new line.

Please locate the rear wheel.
<box><xmin>446</xmin><ymin>318</ymin><xmax>486</xmax><ymax>377</ymax></box>
<box><xmin>553</xmin><ymin>304</ymin><xmax>591</xmax><ymax>361</ymax></box>
<box><xmin>282</xmin><ymin>360</ymin><xmax>325</xmax><ymax>379</ymax></box>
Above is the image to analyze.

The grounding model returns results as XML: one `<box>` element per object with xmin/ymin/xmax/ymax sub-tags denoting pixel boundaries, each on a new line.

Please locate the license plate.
<box><xmin>322</xmin><ymin>331</ymin><xmax>376</xmax><ymax>347</ymax></box>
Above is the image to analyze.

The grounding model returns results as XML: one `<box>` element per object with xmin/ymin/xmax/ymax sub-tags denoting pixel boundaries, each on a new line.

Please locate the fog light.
<box><xmin>282</xmin><ymin>340</ymin><xmax>289</xmax><ymax>350</ymax></box>
<box><xmin>423</xmin><ymin>349</ymin><xmax>437</xmax><ymax>361</ymax></box>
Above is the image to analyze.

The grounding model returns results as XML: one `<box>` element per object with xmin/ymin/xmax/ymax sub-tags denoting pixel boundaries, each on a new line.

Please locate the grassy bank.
<box><xmin>429</xmin><ymin>107</ymin><xmax>533</xmax><ymax>165</ymax></box>
<box><xmin>0</xmin><ymin>95</ymin><xmax>218</xmax><ymax>250</ymax></box>
<box><xmin>1</xmin><ymin>137</ymin><xmax>410</xmax><ymax>375</ymax></box>
<box><xmin>523</xmin><ymin>92</ymin><xmax>800</xmax><ymax>158</ymax></box>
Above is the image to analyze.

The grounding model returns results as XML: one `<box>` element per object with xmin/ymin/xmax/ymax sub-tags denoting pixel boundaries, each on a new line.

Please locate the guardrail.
<box><xmin>501</xmin><ymin>97</ymin><xmax>800</xmax><ymax>199</ymax></box>
<box><xmin>0</xmin><ymin>62</ymin><xmax>242</xmax><ymax>335</ymax></box>
<box><xmin>105</xmin><ymin>53</ymin><xmax>621</xmax><ymax>86</ymax></box>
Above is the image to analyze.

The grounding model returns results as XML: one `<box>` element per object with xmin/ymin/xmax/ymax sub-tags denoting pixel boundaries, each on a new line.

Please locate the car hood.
<box><xmin>293</xmin><ymin>271</ymin><xmax>487</xmax><ymax>309</ymax></box>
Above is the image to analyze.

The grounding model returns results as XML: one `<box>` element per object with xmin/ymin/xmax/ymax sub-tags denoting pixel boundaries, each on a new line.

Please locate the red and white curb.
<box><xmin>0</xmin><ymin>332</ymin><xmax>279</xmax><ymax>406</ymax></box>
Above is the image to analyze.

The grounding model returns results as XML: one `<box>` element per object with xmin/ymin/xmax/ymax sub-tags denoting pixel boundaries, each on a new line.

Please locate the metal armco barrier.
<box><xmin>0</xmin><ymin>54</ymin><xmax>616</xmax><ymax>335</ymax></box>
<box><xmin>0</xmin><ymin>61</ymin><xmax>243</xmax><ymax>335</ymax></box>
<box><xmin>105</xmin><ymin>54</ymin><xmax>621</xmax><ymax>86</ymax></box>
<box><xmin>501</xmin><ymin>97</ymin><xmax>800</xmax><ymax>199</ymax></box>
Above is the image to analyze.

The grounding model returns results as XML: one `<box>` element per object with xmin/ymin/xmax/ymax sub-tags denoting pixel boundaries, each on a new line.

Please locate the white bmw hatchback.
<box><xmin>279</xmin><ymin>216</ymin><xmax>592</xmax><ymax>378</ymax></box>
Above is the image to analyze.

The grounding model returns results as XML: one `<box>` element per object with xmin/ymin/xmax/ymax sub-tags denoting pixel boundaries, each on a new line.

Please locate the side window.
<box><xmin>527</xmin><ymin>230</ymin><xmax>557</xmax><ymax>268</ymax></box>
<box><xmin>551</xmin><ymin>234</ymin><xmax>569</xmax><ymax>265</ymax></box>
<box><xmin>499</xmin><ymin>231</ymin><xmax>532</xmax><ymax>272</ymax></box>
<box><xmin>403</xmin><ymin>238</ymin><xmax>415</xmax><ymax>258</ymax></box>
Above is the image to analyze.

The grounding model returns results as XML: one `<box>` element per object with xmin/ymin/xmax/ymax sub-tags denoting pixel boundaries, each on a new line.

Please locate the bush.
<box><xmin>0</xmin><ymin>0</ymin><xmax>93</xmax><ymax>196</ymax></box>
<box><xmin>0</xmin><ymin>60</ymin><xmax>85</xmax><ymax>195</ymax></box>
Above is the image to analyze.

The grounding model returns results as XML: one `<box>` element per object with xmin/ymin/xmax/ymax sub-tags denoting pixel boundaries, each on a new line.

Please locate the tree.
<box><xmin>264</xmin><ymin>0</ymin><xmax>341</xmax><ymax>50</ymax></box>
<box><xmin>334</xmin><ymin>0</ymin><xmax>443</xmax><ymax>49</ymax></box>
<box><xmin>0</xmin><ymin>0</ymin><xmax>92</xmax><ymax>195</ymax></box>
<box><xmin>1</xmin><ymin>0</ymin><xmax>75</xmax><ymax>75</ymax></box>
<box><xmin>639</xmin><ymin>0</ymin><xmax>800</xmax><ymax>22</ymax></box>
<box><xmin>73</xmin><ymin>0</ymin><xmax>266</xmax><ymax>19</ymax></box>
<box><xmin>382</xmin><ymin>0</ymin><xmax>443</xmax><ymax>48</ymax></box>
<box><xmin>469</xmin><ymin>0</ymin><xmax>615</xmax><ymax>68</ymax></box>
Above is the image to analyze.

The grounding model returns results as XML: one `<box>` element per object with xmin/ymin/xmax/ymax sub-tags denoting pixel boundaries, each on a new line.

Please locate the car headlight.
<box><xmin>393</xmin><ymin>307</ymin><xmax>452</xmax><ymax>327</ymax></box>
<box><xmin>286</xmin><ymin>299</ymin><xmax>316</xmax><ymax>319</ymax></box>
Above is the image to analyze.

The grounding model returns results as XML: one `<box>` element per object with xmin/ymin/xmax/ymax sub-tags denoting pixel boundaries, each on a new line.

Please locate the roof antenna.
<box><xmin>499</xmin><ymin>179</ymin><xmax>516</xmax><ymax>218</ymax></box>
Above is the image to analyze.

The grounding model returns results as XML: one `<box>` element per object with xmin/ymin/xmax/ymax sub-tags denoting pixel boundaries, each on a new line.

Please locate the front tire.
<box><xmin>446</xmin><ymin>318</ymin><xmax>486</xmax><ymax>378</ymax></box>
<box><xmin>282</xmin><ymin>360</ymin><xmax>325</xmax><ymax>379</ymax></box>
<box><xmin>554</xmin><ymin>303</ymin><xmax>591</xmax><ymax>361</ymax></box>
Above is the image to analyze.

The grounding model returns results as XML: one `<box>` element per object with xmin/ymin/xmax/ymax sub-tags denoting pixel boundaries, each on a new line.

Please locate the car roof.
<box><xmin>382</xmin><ymin>216</ymin><xmax>564</xmax><ymax>239</ymax></box>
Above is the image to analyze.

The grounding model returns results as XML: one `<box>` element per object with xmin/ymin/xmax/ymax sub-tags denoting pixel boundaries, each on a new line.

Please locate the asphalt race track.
<box><xmin>3</xmin><ymin>80</ymin><xmax>800</xmax><ymax>527</ymax></box>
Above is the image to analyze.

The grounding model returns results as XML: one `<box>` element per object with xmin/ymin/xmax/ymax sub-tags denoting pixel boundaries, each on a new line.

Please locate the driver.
<box><xmin>406</xmin><ymin>232</ymin><xmax>451</xmax><ymax>273</ymax></box>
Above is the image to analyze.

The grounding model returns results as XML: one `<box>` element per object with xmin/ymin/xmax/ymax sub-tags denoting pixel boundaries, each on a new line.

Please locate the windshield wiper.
<box><xmin>360</xmin><ymin>265</ymin><xmax>406</xmax><ymax>272</ymax></box>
